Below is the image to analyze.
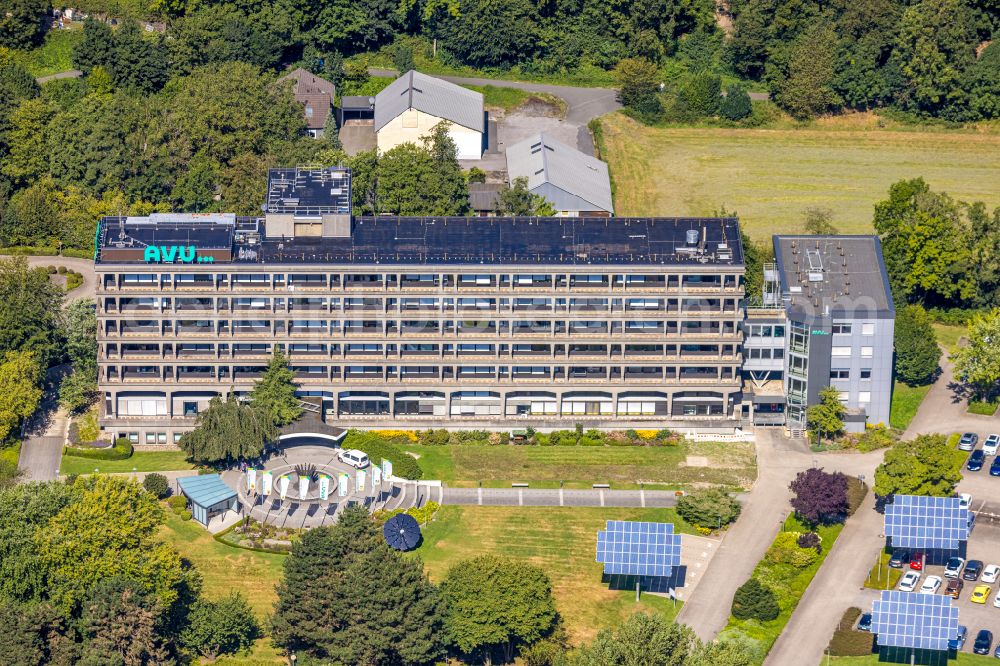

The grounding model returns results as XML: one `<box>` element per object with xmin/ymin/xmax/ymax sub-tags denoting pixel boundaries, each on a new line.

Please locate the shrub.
<box><xmin>720</xmin><ymin>83</ymin><xmax>753</xmax><ymax>120</ymax></box>
<box><xmin>167</xmin><ymin>495</ymin><xmax>188</xmax><ymax>513</ymax></box>
<box><xmin>849</xmin><ymin>424</ymin><xmax>895</xmax><ymax>452</ymax></box>
<box><xmin>180</xmin><ymin>593</ymin><xmax>260</xmax><ymax>661</ymax></box>
<box><xmin>179</xmin><ymin>510</ymin><xmax>192</xmax><ymax>521</ymax></box>
<box><xmin>797</xmin><ymin>531</ymin><xmax>821</xmax><ymax>552</ymax></box>
<box><xmin>731</xmin><ymin>578</ymin><xmax>780</xmax><ymax>622</ymax></box>
<box><xmin>677</xmin><ymin>488</ymin><xmax>742</xmax><ymax>529</ymax></box>
<box><xmin>77</xmin><ymin>407</ymin><xmax>101</xmax><ymax>443</ymax></box>
<box><xmin>846</xmin><ymin>476</ymin><xmax>868</xmax><ymax>515</ymax></box>
<box><xmin>56</xmin><ymin>266</ymin><xmax>66</xmax><ymax>274</ymax></box>
<box><xmin>63</xmin><ymin>437</ymin><xmax>133</xmax><ymax>461</ymax></box>
<box><xmin>828</xmin><ymin>607</ymin><xmax>875</xmax><ymax>657</ymax></box>
<box><xmin>67</xmin><ymin>421</ymin><xmax>80</xmax><ymax>446</ymax></box>
<box><xmin>343</xmin><ymin>430</ymin><xmax>422</xmax><ymax>479</ymax></box>
<box><xmin>142</xmin><ymin>473</ymin><xmax>170</xmax><ymax>499</ymax></box>
<box><xmin>766</xmin><ymin>531</ymin><xmax>819</xmax><ymax>567</ymax></box>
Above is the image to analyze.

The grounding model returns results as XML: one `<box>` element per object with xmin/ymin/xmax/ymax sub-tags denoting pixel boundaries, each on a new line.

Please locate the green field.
<box><xmin>599</xmin><ymin>113</ymin><xmax>1000</xmax><ymax>241</ymax></box>
<box><xmin>889</xmin><ymin>381</ymin><xmax>933</xmax><ymax>431</ymax></box>
<box><xmin>934</xmin><ymin>323</ymin><xmax>967</xmax><ymax>354</ymax></box>
<box><xmin>414</xmin><ymin>505</ymin><xmax>691</xmax><ymax>643</ymax></box>
<box><xmin>11</xmin><ymin>29</ymin><xmax>83</xmax><ymax>78</ymax></box>
<box><xmin>59</xmin><ymin>450</ymin><xmax>195</xmax><ymax>476</ymax></box>
<box><xmin>401</xmin><ymin>440</ymin><xmax>757</xmax><ymax>489</ymax></box>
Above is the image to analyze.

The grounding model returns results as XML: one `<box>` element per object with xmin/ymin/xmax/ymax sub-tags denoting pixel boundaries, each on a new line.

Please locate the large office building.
<box><xmin>95</xmin><ymin>167</ymin><xmax>747</xmax><ymax>444</ymax></box>
<box><xmin>744</xmin><ymin>235</ymin><xmax>895</xmax><ymax>432</ymax></box>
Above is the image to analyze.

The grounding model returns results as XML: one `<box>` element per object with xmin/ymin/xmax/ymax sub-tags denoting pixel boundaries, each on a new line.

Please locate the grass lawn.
<box><xmin>934</xmin><ymin>323</ymin><xmax>967</xmax><ymax>354</ymax></box>
<box><xmin>414</xmin><ymin>504</ymin><xmax>692</xmax><ymax>643</ymax></box>
<box><xmin>721</xmin><ymin>516</ymin><xmax>846</xmax><ymax>663</ymax></box>
<box><xmin>159</xmin><ymin>510</ymin><xmax>286</xmax><ymax>621</ymax></box>
<box><xmin>968</xmin><ymin>399</ymin><xmax>1000</xmax><ymax>416</ymax></box>
<box><xmin>863</xmin><ymin>550</ymin><xmax>902</xmax><ymax>591</ymax></box>
<box><xmin>401</xmin><ymin>440</ymin><xmax>757</xmax><ymax>490</ymax></box>
<box><xmin>831</xmin><ymin>655</ymin><xmax>995</xmax><ymax>664</ymax></box>
<box><xmin>11</xmin><ymin>29</ymin><xmax>83</xmax><ymax>78</ymax></box>
<box><xmin>59</xmin><ymin>449</ymin><xmax>195</xmax><ymax>476</ymax></box>
<box><xmin>599</xmin><ymin>113</ymin><xmax>1000</xmax><ymax>242</ymax></box>
<box><xmin>890</xmin><ymin>381</ymin><xmax>933</xmax><ymax>430</ymax></box>
<box><xmin>465</xmin><ymin>84</ymin><xmax>566</xmax><ymax>115</ymax></box>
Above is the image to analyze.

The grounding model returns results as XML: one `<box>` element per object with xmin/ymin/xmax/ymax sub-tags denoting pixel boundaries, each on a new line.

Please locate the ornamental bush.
<box><xmin>731</xmin><ymin>578</ymin><xmax>780</xmax><ymax>622</ymax></box>
<box><xmin>142</xmin><ymin>473</ymin><xmax>169</xmax><ymax>499</ymax></box>
<box><xmin>676</xmin><ymin>488</ymin><xmax>742</xmax><ymax>529</ymax></box>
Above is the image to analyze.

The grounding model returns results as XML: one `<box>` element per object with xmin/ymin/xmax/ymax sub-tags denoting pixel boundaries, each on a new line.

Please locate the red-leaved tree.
<box><xmin>789</xmin><ymin>467</ymin><xmax>849</xmax><ymax>525</ymax></box>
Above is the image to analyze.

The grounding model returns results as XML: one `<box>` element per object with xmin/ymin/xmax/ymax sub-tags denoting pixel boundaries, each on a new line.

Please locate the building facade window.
<box><xmin>861</xmin><ymin>346</ymin><xmax>874</xmax><ymax>358</ymax></box>
<box><xmin>830</xmin><ymin>369</ymin><xmax>850</xmax><ymax>379</ymax></box>
<box><xmin>861</xmin><ymin>323</ymin><xmax>875</xmax><ymax>335</ymax></box>
<box><xmin>832</xmin><ymin>346</ymin><xmax>851</xmax><ymax>357</ymax></box>
<box><xmin>832</xmin><ymin>324</ymin><xmax>852</xmax><ymax>335</ymax></box>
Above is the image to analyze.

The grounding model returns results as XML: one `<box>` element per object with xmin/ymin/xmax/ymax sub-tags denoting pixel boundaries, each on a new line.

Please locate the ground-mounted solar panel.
<box><xmin>871</xmin><ymin>591</ymin><xmax>959</xmax><ymax>651</ymax></box>
<box><xmin>595</xmin><ymin>521</ymin><xmax>681</xmax><ymax>577</ymax></box>
<box><xmin>884</xmin><ymin>495</ymin><xmax>970</xmax><ymax>551</ymax></box>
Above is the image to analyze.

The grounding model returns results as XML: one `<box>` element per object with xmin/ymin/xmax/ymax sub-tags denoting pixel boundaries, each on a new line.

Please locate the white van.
<box><xmin>337</xmin><ymin>449</ymin><xmax>370</xmax><ymax>469</ymax></box>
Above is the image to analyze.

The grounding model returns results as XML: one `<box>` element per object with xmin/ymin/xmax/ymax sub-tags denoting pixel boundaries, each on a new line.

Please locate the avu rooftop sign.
<box><xmin>144</xmin><ymin>245</ymin><xmax>216</xmax><ymax>264</ymax></box>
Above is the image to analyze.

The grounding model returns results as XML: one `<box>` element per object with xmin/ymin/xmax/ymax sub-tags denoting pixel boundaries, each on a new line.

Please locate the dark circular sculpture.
<box><xmin>383</xmin><ymin>513</ymin><xmax>421</xmax><ymax>551</ymax></box>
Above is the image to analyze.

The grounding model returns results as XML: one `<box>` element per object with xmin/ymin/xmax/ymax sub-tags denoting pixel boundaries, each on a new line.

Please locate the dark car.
<box><xmin>960</xmin><ymin>433</ymin><xmax>980</xmax><ymax>451</ymax></box>
<box><xmin>910</xmin><ymin>552</ymin><xmax>925</xmax><ymax>571</ymax></box>
<box><xmin>974</xmin><ymin>629</ymin><xmax>993</xmax><ymax>655</ymax></box>
<box><xmin>889</xmin><ymin>549</ymin><xmax>910</xmax><ymax>568</ymax></box>
<box><xmin>968</xmin><ymin>449</ymin><xmax>986</xmax><ymax>471</ymax></box>
<box><xmin>991</xmin><ymin>457</ymin><xmax>1000</xmax><ymax>476</ymax></box>
<box><xmin>949</xmin><ymin>625</ymin><xmax>968</xmax><ymax>651</ymax></box>
<box><xmin>964</xmin><ymin>560</ymin><xmax>984</xmax><ymax>581</ymax></box>
<box><xmin>857</xmin><ymin>613</ymin><xmax>872</xmax><ymax>632</ymax></box>
<box><xmin>946</xmin><ymin>578</ymin><xmax>965</xmax><ymax>598</ymax></box>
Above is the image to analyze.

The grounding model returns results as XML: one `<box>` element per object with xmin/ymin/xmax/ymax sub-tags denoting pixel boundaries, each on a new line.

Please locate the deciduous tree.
<box><xmin>874</xmin><ymin>434</ymin><xmax>963</xmax><ymax>497</ymax></box>
<box><xmin>495</xmin><ymin>176</ymin><xmax>556</xmax><ymax>216</ymax></box>
<box><xmin>789</xmin><ymin>467</ymin><xmax>849</xmax><ymax>525</ymax></box>
<box><xmin>894</xmin><ymin>304</ymin><xmax>940</xmax><ymax>386</ymax></box>
<box><xmin>180</xmin><ymin>593</ymin><xmax>259</xmax><ymax>661</ymax></box>
<box><xmin>0</xmin><ymin>349</ymin><xmax>43</xmax><ymax>441</ymax></box>
<box><xmin>614</xmin><ymin>57</ymin><xmax>662</xmax><ymax>119</ymax></box>
<box><xmin>574</xmin><ymin>612</ymin><xmax>697</xmax><ymax>666</ymax></box>
<box><xmin>0</xmin><ymin>257</ymin><xmax>63</xmax><ymax>365</ymax></box>
<box><xmin>79</xmin><ymin>578</ymin><xmax>175</xmax><ymax>666</ymax></box>
<box><xmin>179</xmin><ymin>395</ymin><xmax>277</xmax><ymax>464</ymax></box>
<box><xmin>807</xmin><ymin>386</ymin><xmax>846</xmax><ymax>444</ymax></box>
<box><xmin>952</xmin><ymin>308</ymin><xmax>1000</xmax><ymax>400</ymax></box>
<box><xmin>676</xmin><ymin>487</ymin><xmax>742</xmax><ymax>529</ymax></box>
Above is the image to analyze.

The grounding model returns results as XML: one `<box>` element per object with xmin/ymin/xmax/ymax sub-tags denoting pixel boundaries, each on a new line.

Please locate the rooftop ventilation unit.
<box><xmin>808</xmin><ymin>272</ymin><xmax>824</xmax><ymax>282</ymax></box>
<box><xmin>685</xmin><ymin>229</ymin><xmax>699</xmax><ymax>245</ymax></box>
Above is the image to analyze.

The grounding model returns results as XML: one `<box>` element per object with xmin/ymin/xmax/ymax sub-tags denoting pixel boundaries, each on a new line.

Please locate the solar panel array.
<box><xmin>595</xmin><ymin>521</ymin><xmax>681</xmax><ymax>577</ymax></box>
<box><xmin>871</xmin><ymin>591</ymin><xmax>959</xmax><ymax>651</ymax></box>
<box><xmin>884</xmin><ymin>495</ymin><xmax>970</xmax><ymax>550</ymax></box>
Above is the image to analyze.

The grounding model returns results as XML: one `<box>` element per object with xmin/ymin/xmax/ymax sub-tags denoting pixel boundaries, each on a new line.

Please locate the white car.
<box><xmin>899</xmin><ymin>571</ymin><xmax>921</xmax><ymax>592</ymax></box>
<box><xmin>945</xmin><ymin>556</ymin><xmax>966</xmax><ymax>579</ymax></box>
<box><xmin>984</xmin><ymin>564</ymin><xmax>1000</xmax><ymax>584</ymax></box>
<box><xmin>994</xmin><ymin>588</ymin><xmax>1000</xmax><ymax>608</ymax></box>
<box><xmin>985</xmin><ymin>434</ymin><xmax>1000</xmax><ymax>455</ymax></box>
<box><xmin>959</xmin><ymin>493</ymin><xmax>973</xmax><ymax>510</ymax></box>
<box><xmin>920</xmin><ymin>575</ymin><xmax>943</xmax><ymax>595</ymax></box>
<box><xmin>337</xmin><ymin>449</ymin><xmax>370</xmax><ymax>469</ymax></box>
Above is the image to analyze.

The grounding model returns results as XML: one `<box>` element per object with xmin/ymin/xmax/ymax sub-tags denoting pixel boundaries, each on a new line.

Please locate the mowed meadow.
<box><xmin>599</xmin><ymin>113</ymin><xmax>1000</xmax><ymax>241</ymax></box>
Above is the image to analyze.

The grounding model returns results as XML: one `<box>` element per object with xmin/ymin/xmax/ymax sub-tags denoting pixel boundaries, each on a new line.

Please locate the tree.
<box><xmin>421</xmin><ymin>121</ymin><xmax>469</xmax><ymax>215</ymax></box>
<box><xmin>0</xmin><ymin>0</ymin><xmax>48</xmax><ymax>49</ymax></box>
<box><xmin>441</xmin><ymin>554</ymin><xmax>558</xmax><ymax>663</ymax></box>
<box><xmin>676</xmin><ymin>487</ymin><xmax>742</xmax><ymax>529</ymax></box>
<box><xmin>307</xmin><ymin>0</ymin><xmax>401</xmax><ymax>57</ymax></box>
<box><xmin>574</xmin><ymin>612</ymin><xmax>697</xmax><ymax>666</ymax></box>
<box><xmin>952</xmin><ymin>308</ymin><xmax>1000</xmax><ymax>400</ymax></box>
<box><xmin>249</xmin><ymin>349</ymin><xmax>302</xmax><ymax>426</ymax></box>
<box><xmin>109</xmin><ymin>20</ymin><xmax>170</xmax><ymax>94</ymax></box>
<box><xmin>614</xmin><ymin>57</ymin><xmax>662</xmax><ymax>119</ymax></box>
<box><xmin>433</xmin><ymin>0</ymin><xmax>540</xmax><ymax>68</ymax></box>
<box><xmin>495</xmin><ymin>177</ymin><xmax>556</xmax><ymax>216</ymax></box>
<box><xmin>180</xmin><ymin>593</ymin><xmax>259</xmax><ymax>661</ymax></box>
<box><xmin>894</xmin><ymin>304</ymin><xmax>940</xmax><ymax>386</ymax></box>
<box><xmin>789</xmin><ymin>467</ymin><xmax>849</xmax><ymax>524</ymax></box>
<box><xmin>731</xmin><ymin>578</ymin><xmax>779</xmax><ymax>621</ymax></box>
<box><xmin>0</xmin><ymin>600</ymin><xmax>77</xmax><ymax>665</ymax></box>
<box><xmin>807</xmin><ymin>386</ymin><xmax>846</xmax><ymax>444</ymax></box>
<box><xmin>803</xmin><ymin>207</ymin><xmax>838</xmax><ymax>235</ymax></box>
<box><xmin>60</xmin><ymin>299</ymin><xmax>99</xmax><ymax>413</ymax></box>
<box><xmin>774</xmin><ymin>26</ymin><xmax>841</xmax><ymax>119</ymax></box>
<box><xmin>675</xmin><ymin>72</ymin><xmax>721</xmax><ymax>119</ymax></box>
<box><xmin>1</xmin><ymin>97</ymin><xmax>55</xmax><ymax>185</ymax></box>
<box><xmin>689</xmin><ymin>635</ymin><xmax>760</xmax><ymax>666</ymax></box>
<box><xmin>179</xmin><ymin>395</ymin><xmax>277</xmax><ymax>465</ymax></box>
<box><xmin>272</xmin><ymin>506</ymin><xmax>446</xmax><ymax>665</ymax></box>
<box><xmin>79</xmin><ymin>578</ymin><xmax>175</xmax><ymax>666</ymax></box>
<box><xmin>0</xmin><ymin>257</ymin><xmax>64</xmax><ymax>366</ymax></box>
<box><xmin>142</xmin><ymin>473</ymin><xmax>170</xmax><ymax>500</ymax></box>
<box><xmin>0</xmin><ymin>54</ymin><xmax>38</xmax><ymax>149</ymax></box>
<box><xmin>375</xmin><ymin>130</ymin><xmax>469</xmax><ymax>216</ymax></box>
<box><xmin>393</xmin><ymin>42</ymin><xmax>416</xmax><ymax>73</ymax></box>
<box><xmin>719</xmin><ymin>84</ymin><xmax>752</xmax><ymax>121</ymax></box>
<box><xmin>0</xmin><ymin>350</ymin><xmax>43</xmax><ymax>442</ymax></box>
<box><xmin>36</xmin><ymin>476</ymin><xmax>188</xmax><ymax>612</ymax></box>
<box><xmin>874</xmin><ymin>434</ymin><xmax>963</xmax><ymax>497</ymax></box>
<box><xmin>73</xmin><ymin>19</ymin><xmax>115</xmax><ymax>75</ymax></box>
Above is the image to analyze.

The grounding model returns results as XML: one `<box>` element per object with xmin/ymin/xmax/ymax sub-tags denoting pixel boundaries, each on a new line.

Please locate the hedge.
<box><xmin>343</xmin><ymin>430</ymin><xmax>422</xmax><ymax>479</ymax></box>
<box><xmin>827</xmin><ymin>607</ymin><xmax>875</xmax><ymax>657</ymax></box>
<box><xmin>0</xmin><ymin>246</ymin><xmax>59</xmax><ymax>256</ymax></box>
<box><xmin>63</xmin><ymin>437</ymin><xmax>133</xmax><ymax>461</ymax></box>
<box><xmin>60</xmin><ymin>248</ymin><xmax>94</xmax><ymax>259</ymax></box>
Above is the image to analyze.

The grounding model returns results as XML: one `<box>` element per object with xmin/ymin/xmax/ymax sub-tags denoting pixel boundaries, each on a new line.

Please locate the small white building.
<box><xmin>505</xmin><ymin>133</ymin><xmax>614</xmax><ymax>216</ymax></box>
<box><xmin>374</xmin><ymin>70</ymin><xmax>484</xmax><ymax>160</ymax></box>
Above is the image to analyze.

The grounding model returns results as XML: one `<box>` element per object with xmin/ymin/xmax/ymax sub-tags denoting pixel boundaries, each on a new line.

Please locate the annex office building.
<box><xmin>94</xmin><ymin>168</ymin><xmax>749</xmax><ymax>444</ymax></box>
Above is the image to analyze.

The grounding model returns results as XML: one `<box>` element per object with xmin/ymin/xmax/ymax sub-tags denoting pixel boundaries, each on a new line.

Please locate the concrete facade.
<box><xmin>376</xmin><ymin>108</ymin><xmax>483</xmax><ymax>160</ymax></box>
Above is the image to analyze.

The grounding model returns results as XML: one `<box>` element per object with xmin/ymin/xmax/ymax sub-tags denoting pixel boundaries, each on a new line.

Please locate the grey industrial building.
<box><xmin>744</xmin><ymin>235</ymin><xmax>895</xmax><ymax>433</ymax></box>
<box><xmin>504</xmin><ymin>133</ymin><xmax>614</xmax><ymax>216</ymax></box>
<box><xmin>93</xmin><ymin>167</ymin><xmax>894</xmax><ymax>444</ymax></box>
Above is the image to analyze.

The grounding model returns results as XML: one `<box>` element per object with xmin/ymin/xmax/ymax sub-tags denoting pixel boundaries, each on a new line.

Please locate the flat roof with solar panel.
<box><xmin>871</xmin><ymin>591</ymin><xmax>960</xmax><ymax>651</ymax></box>
<box><xmin>884</xmin><ymin>495</ymin><xmax>971</xmax><ymax>551</ymax></box>
<box><xmin>596</xmin><ymin>521</ymin><xmax>681</xmax><ymax>578</ymax></box>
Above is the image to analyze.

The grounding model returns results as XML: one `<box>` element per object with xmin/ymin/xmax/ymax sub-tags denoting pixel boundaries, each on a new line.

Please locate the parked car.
<box><xmin>920</xmin><ymin>575</ymin><xmax>943</xmax><ymax>594</ymax></box>
<box><xmin>945</xmin><ymin>557</ymin><xmax>966</xmax><ymax>579</ymax></box>
<box><xmin>985</xmin><ymin>433</ymin><xmax>1000</xmax><ymax>455</ymax></box>
<box><xmin>889</xmin><ymin>548</ymin><xmax>910</xmax><ymax>568</ymax></box>
<box><xmin>960</xmin><ymin>433</ymin><xmax>980</xmax><ymax>451</ymax></box>
<box><xmin>946</xmin><ymin>578</ymin><xmax>964</xmax><ymax>598</ymax></box>
<box><xmin>964</xmin><ymin>560</ymin><xmax>985</xmax><ymax>581</ymax></box>
<box><xmin>991</xmin><ymin>457</ymin><xmax>1000</xmax><ymax>476</ymax></box>
<box><xmin>984</xmin><ymin>564</ymin><xmax>1000</xmax><ymax>584</ymax></box>
<box><xmin>993</xmin><ymin>587</ymin><xmax>1000</xmax><ymax>607</ymax></box>
<box><xmin>899</xmin><ymin>571</ymin><xmax>921</xmax><ymax>592</ymax></box>
<box><xmin>857</xmin><ymin>613</ymin><xmax>872</xmax><ymax>632</ymax></box>
<box><xmin>336</xmin><ymin>449</ymin><xmax>370</xmax><ymax>469</ymax></box>
<box><xmin>959</xmin><ymin>492</ymin><xmax>973</xmax><ymax>510</ymax></box>
<box><xmin>968</xmin><ymin>449</ymin><xmax>986</xmax><ymax>471</ymax></box>
<box><xmin>974</xmin><ymin>629</ymin><xmax>993</xmax><ymax>655</ymax></box>
<box><xmin>949</xmin><ymin>625</ymin><xmax>968</xmax><ymax>651</ymax></box>
<box><xmin>971</xmin><ymin>585</ymin><xmax>992</xmax><ymax>604</ymax></box>
<box><xmin>910</xmin><ymin>552</ymin><xmax>926</xmax><ymax>571</ymax></box>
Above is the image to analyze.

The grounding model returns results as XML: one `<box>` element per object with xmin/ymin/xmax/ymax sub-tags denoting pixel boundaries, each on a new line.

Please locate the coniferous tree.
<box><xmin>79</xmin><ymin>578</ymin><xmax>175</xmax><ymax>666</ymax></box>
<box><xmin>894</xmin><ymin>304</ymin><xmax>940</xmax><ymax>386</ymax></box>
<box><xmin>249</xmin><ymin>349</ymin><xmax>302</xmax><ymax>426</ymax></box>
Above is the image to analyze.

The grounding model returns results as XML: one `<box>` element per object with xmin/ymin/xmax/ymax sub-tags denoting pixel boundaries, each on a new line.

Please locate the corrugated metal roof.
<box><xmin>505</xmin><ymin>133</ymin><xmax>613</xmax><ymax>214</ymax></box>
<box><xmin>468</xmin><ymin>182</ymin><xmax>503</xmax><ymax>212</ymax></box>
<box><xmin>374</xmin><ymin>70</ymin><xmax>484</xmax><ymax>133</ymax></box>
<box><xmin>177</xmin><ymin>474</ymin><xmax>237</xmax><ymax>508</ymax></box>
